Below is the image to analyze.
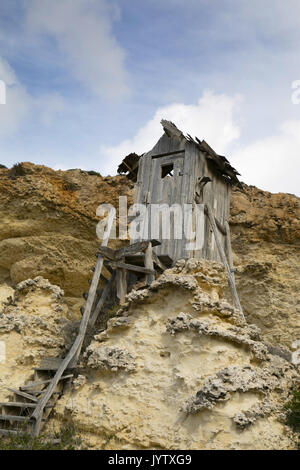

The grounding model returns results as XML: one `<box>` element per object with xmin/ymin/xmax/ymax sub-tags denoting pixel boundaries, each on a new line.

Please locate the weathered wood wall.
<box><xmin>133</xmin><ymin>132</ymin><xmax>231</xmax><ymax>264</ymax></box>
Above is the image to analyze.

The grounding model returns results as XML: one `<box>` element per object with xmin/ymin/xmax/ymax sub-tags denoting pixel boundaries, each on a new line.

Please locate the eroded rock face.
<box><xmin>0</xmin><ymin>163</ymin><xmax>133</xmax><ymax>302</ymax></box>
<box><xmin>0</xmin><ymin>277</ymin><xmax>77</xmax><ymax>400</ymax></box>
<box><xmin>231</xmin><ymin>184</ymin><xmax>300</xmax><ymax>348</ymax></box>
<box><xmin>0</xmin><ymin>164</ymin><xmax>298</xmax><ymax>348</ymax></box>
<box><xmin>51</xmin><ymin>260</ymin><xmax>299</xmax><ymax>450</ymax></box>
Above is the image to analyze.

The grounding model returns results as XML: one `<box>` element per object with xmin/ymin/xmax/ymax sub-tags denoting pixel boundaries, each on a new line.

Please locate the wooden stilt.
<box><xmin>225</xmin><ymin>221</ymin><xmax>236</xmax><ymax>281</ymax></box>
<box><xmin>116</xmin><ymin>266</ymin><xmax>127</xmax><ymax>305</ymax></box>
<box><xmin>89</xmin><ymin>271</ymin><xmax>116</xmax><ymax>327</ymax></box>
<box><xmin>145</xmin><ymin>242</ymin><xmax>155</xmax><ymax>285</ymax></box>
<box><xmin>206</xmin><ymin>203</ymin><xmax>244</xmax><ymax>320</ymax></box>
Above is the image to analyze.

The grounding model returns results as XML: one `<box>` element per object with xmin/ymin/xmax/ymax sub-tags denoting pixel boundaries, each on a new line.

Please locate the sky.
<box><xmin>0</xmin><ymin>0</ymin><xmax>300</xmax><ymax>195</ymax></box>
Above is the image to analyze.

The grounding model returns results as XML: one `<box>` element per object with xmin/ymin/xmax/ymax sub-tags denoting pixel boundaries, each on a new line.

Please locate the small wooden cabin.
<box><xmin>119</xmin><ymin>120</ymin><xmax>241</xmax><ymax>265</ymax></box>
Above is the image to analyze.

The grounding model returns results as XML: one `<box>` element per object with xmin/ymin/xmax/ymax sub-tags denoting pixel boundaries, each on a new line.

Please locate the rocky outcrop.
<box><xmin>49</xmin><ymin>260</ymin><xmax>298</xmax><ymax>450</ymax></box>
<box><xmin>231</xmin><ymin>185</ymin><xmax>300</xmax><ymax>348</ymax></box>
<box><xmin>0</xmin><ymin>163</ymin><xmax>299</xmax><ymax>449</ymax></box>
<box><xmin>0</xmin><ymin>277</ymin><xmax>77</xmax><ymax>401</ymax></box>
<box><xmin>0</xmin><ymin>163</ymin><xmax>133</xmax><ymax>318</ymax></box>
<box><xmin>0</xmin><ymin>163</ymin><xmax>298</xmax><ymax>348</ymax></box>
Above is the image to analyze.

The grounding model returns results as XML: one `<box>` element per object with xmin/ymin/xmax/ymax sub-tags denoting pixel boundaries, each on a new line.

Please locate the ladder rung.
<box><xmin>0</xmin><ymin>429</ymin><xmax>26</xmax><ymax>436</ymax></box>
<box><xmin>0</xmin><ymin>402</ymin><xmax>53</xmax><ymax>409</ymax></box>
<box><xmin>33</xmin><ymin>366</ymin><xmax>75</xmax><ymax>371</ymax></box>
<box><xmin>0</xmin><ymin>415</ymin><xmax>33</xmax><ymax>422</ymax></box>
<box><xmin>0</xmin><ymin>402</ymin><xmax>36</xmax><ymax>408</ymax></box>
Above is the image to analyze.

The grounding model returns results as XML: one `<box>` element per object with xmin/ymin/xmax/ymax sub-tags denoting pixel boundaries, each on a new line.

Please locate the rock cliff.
<box><xmin>0</xmin><ymin>162</ymin><xmax>299</xmax><ymax>449</ymax></box>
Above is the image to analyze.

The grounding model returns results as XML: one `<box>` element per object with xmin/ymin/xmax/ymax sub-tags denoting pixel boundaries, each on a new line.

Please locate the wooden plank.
<box><xmin>140</xmin><ymin>152</ymin><xmax>152</xmax><ymax>205</ymax></box>
<box><xmin>149</xmin><ymin>151</ymin><xmax>184</xmax><ymax>261</ymax></box>
<box><xmin>116</xmin><ymin>268</ymin><xmax>127</xmax><ymax>305</ymax></box>
<box><xmin>7</xmin><ymin>388</ymin><xmax>38</xmax><ymax>403</ymax></box>
<box><xmin>225</xmin><ymin>221</ymin><xmax>235</xmax><ymax>280</ymax></box>
<box><xmin>118</xmin><ymin>239</ymin><xmax>161</xmax><ymax>257</ymax></box>
<box><xmin>151</xmin><ymin>150</ymin><xmax>185</xmax><ymax>159</ymax></box>
<box><xmin>99</xmin><ymin>240</ymin><xmax>161</xmax><ymax>262</ymax></box>
<box><xmin>180</xmin><ymin>140</ymin><xmax>193</xmax><ymax>260</ymax></box>
<box><xmin>144</xmin><ymin>242</ymin><xmax>155</xmax><ymax>284</ymax></box>
<box><xmin>203</xmin><ymin>200</ymin><xmax>226</xmax><ymax>235</ymax></box>
<box><xmin>89</xmin><ymin>271</ymin><xmax>116</xmax><ymax>327</ymax></box>
<box><xmin>152</xmin><ymin>251</ymin><xmax>167</xmax><ymax>272</ymax></box>
<box><xmin>108</xmin><ymin>261</ymin><xmax>155</xmax><ymax>275</ymax></box>
<box><xmin>206</xmin><ymin>203</ymin><xmax>244</xmax><ymax>318</ymax></box>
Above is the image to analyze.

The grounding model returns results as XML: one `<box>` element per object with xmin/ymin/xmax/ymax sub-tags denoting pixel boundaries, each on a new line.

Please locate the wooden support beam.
<box><xmin>152</xmin><ymin>252</ymin><xmax>167</xmax><ymax>272</ymax></box>
<box><xmin>206</xmin><ymin>203</ymin><xmax>244</xmax><ymax>319</ymax></box>
<box><xmin>108</xmin><ymin>261</ymin><xmax>155</xmax><ymax>275</ymax></box>
<box><xmin>89</xmin><ymin>271</ymin><xmax>116</xmax><ymax>327</ymax></box>
<box><xmin>203</xmin><ymin>205</ymin><xmax>226</xmax><ymax>235</ymax></box>
<box><xmin>116</xmin><ymin>266</ymin><xmax>127</xmax><ymax>305</ymax></box>
<box><xmin>145</xmin><ymin>242</ymin><xmax>155</xmax><ymax>285</ymax></box>
<box><xmin>225</xmin><ymin>221</ymin><xmax>235</xmax><ymax>282</ymax></box>
<box><xmin>31</xmin><ymin>210</ymin><xmax>115</xmax><ymax>436</ymax></box>
<box><xmin>98</xmin><ymin>240</ymin><xmax>161</xmax><ymax>261</ymax></box>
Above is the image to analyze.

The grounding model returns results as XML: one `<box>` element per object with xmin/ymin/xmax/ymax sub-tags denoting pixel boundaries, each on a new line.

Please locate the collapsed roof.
<box><xmin>118</xmin><ymin>120</ymin><xmax>241</xmax><ymax>186</ymax></box>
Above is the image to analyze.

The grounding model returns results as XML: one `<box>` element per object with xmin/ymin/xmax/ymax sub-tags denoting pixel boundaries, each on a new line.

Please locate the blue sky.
<box><xmin>0</xmin><ymin>0</ymin><xmax>300</xmax><ymax>195</ymax></box>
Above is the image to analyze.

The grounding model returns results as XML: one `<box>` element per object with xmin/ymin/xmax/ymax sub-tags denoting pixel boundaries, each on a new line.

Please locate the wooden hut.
<box><xmin>119</xmin><ymin>119</ymin><xmax>241</xmax><ymax>266</ymax></box>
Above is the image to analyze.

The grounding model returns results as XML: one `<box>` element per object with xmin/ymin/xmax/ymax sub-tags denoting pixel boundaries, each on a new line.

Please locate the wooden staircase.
<box><xmin>0</xmin><ymin>359</ymin><xmax>74</xmax><ymax>438</ymax></box>
<box><xmin>0</xmin><ymin>211</ymin><xmax>165</xmax><ymax>438</ymax></box>
<box><xmin>0</xmin><ymin>203</ymin><xmax>243</xmax><ymax>439</ymax></box>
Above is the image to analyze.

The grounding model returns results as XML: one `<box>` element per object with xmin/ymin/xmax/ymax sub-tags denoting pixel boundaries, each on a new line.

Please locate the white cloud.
<box><xmin>36</xmin><ymin>93</ymin><xmax>66</xmax><ymax>126</ymax></box>
<box><xmin>0</xmin><ymin>57</ymin><xmax>32</xmax><ymax>139</ymax></box>
<box><xmin>0</xmin><ymin>57</ymin><xmax>67</xmax><ymax>144</ymax></box>
<box><xmin>231</xmin><ymin>120</ymin><xmax>300</xmax><ymax>196</ymax></box>
<box><xmin>26</xmin><ymin>0</ymin><xmax>128</xmax><ymax>100</ymax></box>
<box><xmin>100</xmin><ymin>90</ymin><xmax>242</xmax><ymax>175</ymax></box>
<box><xmin>100</xmin><ymin>89</ymin><xmax>300</xmax><ymax>196</ymax></box>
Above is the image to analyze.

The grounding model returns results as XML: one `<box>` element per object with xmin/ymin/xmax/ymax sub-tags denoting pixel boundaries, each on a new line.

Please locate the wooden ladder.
<box><xmin>20</xmin><ymin>220</ymin><xmax>161</xmax><ymax>436</ymax></box>
<box><xmin>0</xmin><ymin>363</ymin><xmax>73</xmax><ymax>438</ymax></box>
<box><xmin>28</xmin><ymin>211</ymin><xmax>116</xmax><ymax>436</ymax></box>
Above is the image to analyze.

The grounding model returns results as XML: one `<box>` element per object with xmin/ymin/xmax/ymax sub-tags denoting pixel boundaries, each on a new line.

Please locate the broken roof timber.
<box><xmin>160</xmin><ymin>120</ymin><xmax>241</xmax><ymax>186</ymax></box>
<box><xmin>117</xmin><ymin>120</ymin><xmax>241</xmax><ymax>186</ymax></box>
<box><xmin>117</xmin><ymin>152</ymin><xmax>140</xmax><ymax>181</ymax></box>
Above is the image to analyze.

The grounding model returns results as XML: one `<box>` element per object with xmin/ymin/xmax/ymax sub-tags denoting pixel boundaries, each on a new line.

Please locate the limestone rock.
<box><xmin>51</xmin><ymin>260</ymin><xmax>299</xmax><ymax>450</ymax></box>
<box><xmin>0</xmin><ymin>277</ymin><xmax>77</xmax><ymax>401</ymax></box>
